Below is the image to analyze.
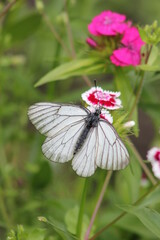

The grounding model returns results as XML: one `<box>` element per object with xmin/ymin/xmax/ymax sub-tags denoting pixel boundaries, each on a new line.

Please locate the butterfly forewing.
<box><xmin>28</xmin><ymin>103</ymin><xmax>88</xmax><ymax>138</ymax></box>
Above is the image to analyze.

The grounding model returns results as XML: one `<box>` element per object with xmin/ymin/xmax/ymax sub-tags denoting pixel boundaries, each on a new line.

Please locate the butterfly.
<box><xmin>28</xmin><ymin>102</ymin><xmax>129</xmax><ymax>177</ymax></box>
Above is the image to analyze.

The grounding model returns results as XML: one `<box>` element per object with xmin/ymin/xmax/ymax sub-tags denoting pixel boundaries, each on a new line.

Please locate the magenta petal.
<box><xmin>97</xmin><ymin>24</ymin><xmax>117</xmax><ymax>36</ymax></box>
<box><xmin>88</xmin><ymin>22</ymin><xmax>100</xmax><ymax>36</ymax></box>
<box><xmin>122</xmin><ymin>27</ymin><xmax>145</xmax><ymax>50</ymax></box>
<box><xmin>111</xmin><ymin>48</ymin><xmax>141</xmax><ymax>66</ymax></box>
<box><xmin>110</xmin><ymin>54</ymin><xmax>127</xmax><ymax>66</ymax></box>
<box><xmin>105</xmin><ymin>10</ymin><xmax>126</xmax><ymax>22</ymax></box>
<box><xmin>88</xmin><ymin>10</ymin><xmax>127</xmax><ymax>36</ymax></box>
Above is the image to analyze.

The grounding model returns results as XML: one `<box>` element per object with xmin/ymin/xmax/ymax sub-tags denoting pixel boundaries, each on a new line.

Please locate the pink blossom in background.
<box><xmin>147</xmin><ymin>147</ymin><xmax>160</xmax><ymax>163</ymax></box>
<box><xmin>147</xmin><ymin>147</ymin><xmax>160</xmax><ymax>179</ymax></box>
<box><xmin>81</xmin><ymin>87</ymin><xmax>122</xmax><ymax>110</ymax></box>
<box><xmin>140</xmin><ymin>172</ymin><xmax>149</xmax><ymax>187</ymax></box>
<box><xmin>86</xmin><ymin>37</ymin><xmax>97</xmax><ymax>48</ymax></box>
<box><xmin>87</xmin><ymin>106</ymin><xmax>113</xmax><ymax>123</ymax></box>
<box><xmin>110</xmin><ymin>27</ymin><xmax>145</xmax><ymax>66</ymax></box>
<box><xmin>88</xmin><ymin>10</ymin><xmax>128</xmax><ymax>36</ymax></box>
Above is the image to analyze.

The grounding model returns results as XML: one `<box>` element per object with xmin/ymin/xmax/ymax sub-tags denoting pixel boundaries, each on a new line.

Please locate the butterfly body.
<box><xmin>28</xmin><ymin>102</ymin><xmax>129</xmax><ymax>177</ymax></box>
<box><xmin>74</xmin><ymin>108</ymin><xmax>101</xmax><ymax>155</ymax></box>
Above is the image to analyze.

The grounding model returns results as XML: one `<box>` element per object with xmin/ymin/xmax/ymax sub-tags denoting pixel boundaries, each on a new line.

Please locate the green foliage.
<box><xmin>7</xmin><ymin>225</ymin><xmax>46</xmax><ymax>240</ymax></box>
<box><xmin>65</xmin><ymin>206</ymin><xmax>95</xmax><ymax>239</ymax></box>
<box><xmin>118</xmin><ymin>205</ymin><xmax>160</xmax><ymax>239</ymax></box>
<box><xmin>139</xmin><ymin>21</ymin><xmax>160</xmax><ymax>45</ymax></box>
<box><xmin>35</xmin><ymin>58</ymin><xmax>105</xmax><ymax>86</ymax></box>
<box><xmin>0</xmin><ymin>0</ymin><xmax>160</xmax><ymax>240</ymax></box>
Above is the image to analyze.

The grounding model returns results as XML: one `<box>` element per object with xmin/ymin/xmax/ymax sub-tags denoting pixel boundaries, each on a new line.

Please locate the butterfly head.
<box><xmin>94</xmin><ymin>107</ymin><xmax>102</xmax><ymax>116</ymax></box>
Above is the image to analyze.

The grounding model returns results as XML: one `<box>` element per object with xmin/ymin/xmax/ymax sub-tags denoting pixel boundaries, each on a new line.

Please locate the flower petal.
<box><xmin>82</xmin><ymin>87</ymin><xmax>122</xmax><ymax>109</ymax></box>
<box><xmin>110</xmin><ymin>47</ymin><xmax>141</xmax><ymax>66</ymax></box>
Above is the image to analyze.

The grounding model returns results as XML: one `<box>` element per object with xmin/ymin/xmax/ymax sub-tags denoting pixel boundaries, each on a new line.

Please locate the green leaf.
<box><xmin>7</xmin><ymin>225</ymin><xmax>28</xmax><ymax>240</ymax></box>
<box><xmin>65</xmin><ymin>206</ymin><xmax>95</xmax><ymax>239</ymax></box>
<box><xmin>118</xmin><ymin>205</ymin><xmax>160</xmax><ymax>238</ymax></box>
<box><xmin>137</xmin><ymin>64</ymin><xmax>160</xmax><ymax>71</ymax></box>
<box><xmin>116</xmin><ymin>213</ymin><xmax>156</xmax><ymax>238</ymax></box>
<box><xmin>27</xmin><ymin>229</ymin><xmax>46</xmax><ymax>240</ymax></box>
<box><xmin>140</xmin><ymin>188</ymin><xmax>160</xmax><ymax>207</ymax></box>
<box><xmin>35</xmin><ymin>58</ymin><xmax>105</xmax><ymax>86</ymax></box>
<box><xmin>46</xmin><ymin>218</ymin><xmax>77</xmax><ymax>240</ymax></box>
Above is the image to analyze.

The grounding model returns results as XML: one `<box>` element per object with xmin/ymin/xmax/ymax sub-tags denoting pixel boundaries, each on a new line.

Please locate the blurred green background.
<box><xmin>0</xmin><ymin>0</ymin><xmax>160</xmax><ymax>239</ymax></box>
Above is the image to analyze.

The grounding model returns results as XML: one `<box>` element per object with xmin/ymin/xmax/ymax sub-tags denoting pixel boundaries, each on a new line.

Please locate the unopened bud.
<box><xmin>35</xmin><ymin>0</ymin><xmax>44</xmax><ymax>12</ymax></box>
<box><xmin>123</xmin><ymin>121</ymin><xmax>135</xmax><ymax>129</ymax></box>
<box><xmin>38</xmin><ymin>216</ymin><xmax>47</xmax><ymax>222</ymax></box>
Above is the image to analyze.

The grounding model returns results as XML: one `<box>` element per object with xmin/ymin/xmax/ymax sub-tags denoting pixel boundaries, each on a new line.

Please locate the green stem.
<box><xmin>128</xmin><ymin>44</ymin><xmax>153</xmax><ymax>121</ymax></box>
<box><xmin>76</xmin><ymin>178</ymin><xmax>88</xmax><ymax>238</ymax></box>
<box><xmin>64</xmin><ymin>0</ymin><xmax>76</xmax><ymax>58</ymax></box>
<box><xmin>128</xmin><ymin>71</ymin><xmax>144</xmax><ymax>121</ymax></box>
<box><xmin>40</xmin><ymin>10</ymin><xmax>71</xmax><ymax>56</ymax></box>
<box><xmin>89</xmin><ymin>181</ymin><xmax>160</xmax><ymax>240</ymax></box>
<box><xmin>63</xmin><ymin>0</ymin><xmax>92</xmax><ymax>87</ymax></box>
<box><xmin>0</xmin><ymin>188</ymin><xmax>12</xmax><ymax>228</ymax></box>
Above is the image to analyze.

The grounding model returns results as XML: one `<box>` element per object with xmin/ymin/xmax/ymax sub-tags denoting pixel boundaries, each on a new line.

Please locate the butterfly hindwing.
<box><xmin>96</xmin><ymin>120</ymin><xmax>129</xmax><ymax>170</ymax></box>
<box><xmin>72</xmin><ymin>127</ymin><xmax>98</xmax><ymax>177</ymax></box>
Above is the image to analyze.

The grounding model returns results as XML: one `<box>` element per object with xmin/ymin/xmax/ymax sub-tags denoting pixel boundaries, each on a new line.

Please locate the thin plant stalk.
<box><xmin>63</xmin><ymin>1</ymin><xmax>92</xmax><ymax>87</ymax></box>
<box><xmin>0</xmin><ymin>0</ymin><xmax>17</xmax><ymax>19</ymax></box>
<box><xmin>38</xmin><ymin>9</ymin><xmax>71</xmax><ymax>56</ymax></box>
<box><xmin>89</xmin><ymin>180</ymin><xmax>160</xmax><ymax>240</ymax></box>
<box><xmin>76</xmin><ymin>178</ymin><xmax>88</xmax><ymax>238</ymax></box>
<box><xmin>128</xmin><ymin>45</ymin><xmax>153</xmax><ymax>121</ymax></box>
<box><xmin>128</xmin><ymin>138</ymin><xmax>157</xmax><ymax>185</ymax></box>
<box><xmin>64</xmin><ymin>0</ymin><xmax>76</xmax><ymax>58</ymax></box>
<box><xmin>84</xmin><ymin>171</ymin><xmax>112</xmax><ymax>240</ymax></box>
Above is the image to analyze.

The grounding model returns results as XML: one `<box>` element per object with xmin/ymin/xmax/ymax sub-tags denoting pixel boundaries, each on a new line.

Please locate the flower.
<box><xmin>152</xmin><ymin>162</ymin><xmax>160</xmax><ymax>179</ymax></box>
<box><xmin>141</xmin><ymin>172</ymin><xmax>149</xmax><ymax>188</ymax></box>
<box><xmin>81</xmin><ymin>87</ymin><xmax>122</xmax><ymax>110</ymax></box>
<box><xmin>87</xmin><ymin>106</ymin><xmax>113</xmax><ymax>124</ymax></box>
<box><xmin>147</xmin><ymin>147</ymin><xmax>160</xmax><ymax>163</ymax></box>
<box><xmin>147</xmin><ymin>147</ymin><xmax>160</xmax><ymax>179</ymax></box>
<box><xmin>86</xmin><ymin>37</ymin><xmax>97</xmax><ymax>48</ymax></box>
<box><xmin>110</xmin><ymin>27</ymin><xmax>145</xmax><ymax>66</ymax></box>
<box><xmin>88</xmin><ymin>10</ymin><xmax>128</xmax><ymax>36</ymax></box>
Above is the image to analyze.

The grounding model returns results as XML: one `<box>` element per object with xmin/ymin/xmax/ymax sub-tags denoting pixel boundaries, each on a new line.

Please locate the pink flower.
<box><xmin>147</xmin><ymin>147</ymin><xmax>160</xmax><ymax>163</ymax></box>
<box><xmin>87</xmin><ymin>106</ymin><xmax>113</xmax><ymax>123</ymax></box>
<box><xmin>141</xmin><ymin>172</ymin><xmax>149</xmax><ymax>188</ymax></box>
<box><xmin>147</xmin><ymin>147</ymin><xmax>160</xmax><ymax>179</ymax></box>
<box><xmin>81</xmin><ymin>87</ymin><xmax>122</xmax><ymax>110</ymax></box>
<box><xmin>110</xmin><ymin>27</ymin><xmax>145</xmax><ymax>66</ymax></box>
<box><xmin>88</xmin><ymin>10</ymin><xmax>128</xmax><ymax>36</ymax></box>
<box><xmin>86</xmin><ymin>37</ymin><xmax>97</xmax><ymax>48</ymax></box>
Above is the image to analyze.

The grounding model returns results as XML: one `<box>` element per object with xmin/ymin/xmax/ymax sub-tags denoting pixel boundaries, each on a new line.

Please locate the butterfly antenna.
<box><xmin>94</xmin><ymin>79</ymin><xmax>100</xmax><ymax>108</ymax></box>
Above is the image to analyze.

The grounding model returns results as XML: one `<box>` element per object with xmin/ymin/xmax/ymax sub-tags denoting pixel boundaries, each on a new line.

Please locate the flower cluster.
<box><xmin>81</xmin><ymin>86</ymin><xmax>122</xmax><ymax>123</ymax></box>
<box><xmin>147</xmin><ymin>147</ymin><xmax>160</xmax><ymax>179</ymax></box>
<box><xmin>87</xmin><ymin>10</ymin><xmax>145</xmax><ymax>67</ymax></box>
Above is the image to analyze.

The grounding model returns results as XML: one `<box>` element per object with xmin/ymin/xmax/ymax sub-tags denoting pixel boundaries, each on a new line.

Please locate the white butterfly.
<box><xmin>28</xmin><ymin>102</ymin><xmax>129</xmax><ymax>177</ymax></box>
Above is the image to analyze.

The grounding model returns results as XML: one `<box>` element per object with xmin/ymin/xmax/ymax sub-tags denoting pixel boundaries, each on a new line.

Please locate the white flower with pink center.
<box><xmin>81</xmin><ymin>87</ymin><xmax>122</xmax><ymax>110</ymax></box>
<box><xmin>147</xmin><ymin>147</ymin><xmax>160</xmax><ymax>180</ymax></box>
